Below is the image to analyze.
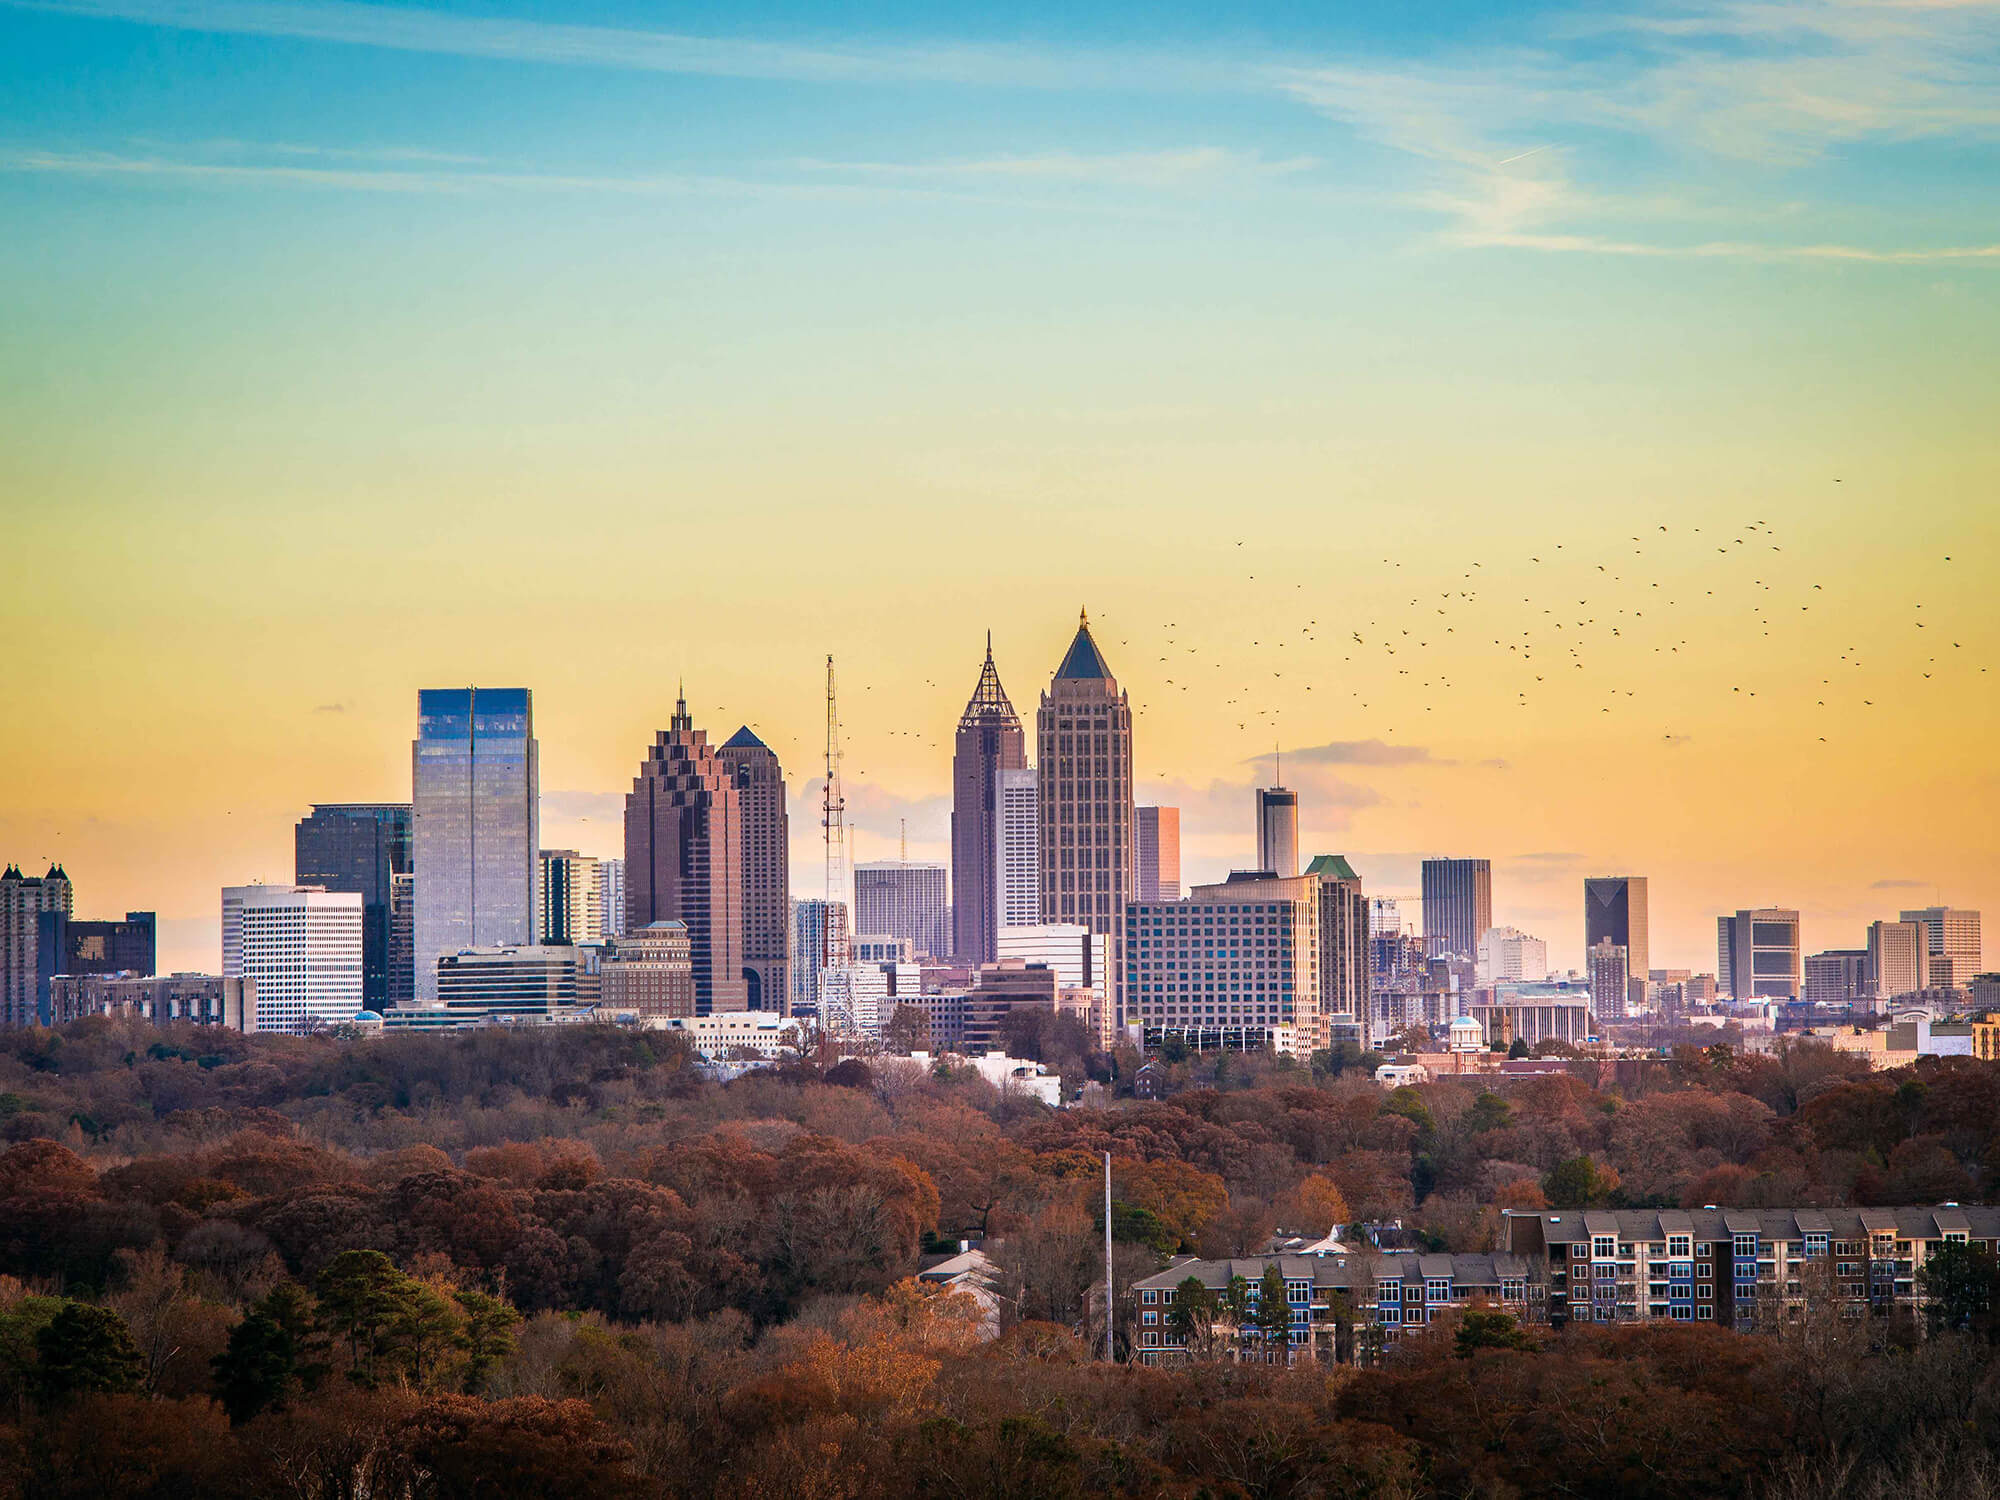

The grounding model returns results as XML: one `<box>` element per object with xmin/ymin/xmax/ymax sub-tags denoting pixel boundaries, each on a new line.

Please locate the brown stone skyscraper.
<box><xmin>718</xmin><ymin>726</ymin><xmax>790</xmax><ymax>1013</ymax></box>
<box><xmin>1037</xmin><ymin>610</ymin><xmax>1134</xmax><ymax>1028</ymax></box>
<box><xmin>624</xmin><ymin>693</ymin><xmax>747</xmax><ymax>1015</ymax></box>
<box><xmin>950</xmin><ymin>635</ymin><xmax>1027</xmax><ymax>966</ymax></box>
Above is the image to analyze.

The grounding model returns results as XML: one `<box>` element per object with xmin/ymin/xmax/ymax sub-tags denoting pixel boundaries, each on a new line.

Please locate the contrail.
<box><xmin>1495</xmin><ymin>144</ymin><xmax>1554</xmax><ymax>166</ymax></box>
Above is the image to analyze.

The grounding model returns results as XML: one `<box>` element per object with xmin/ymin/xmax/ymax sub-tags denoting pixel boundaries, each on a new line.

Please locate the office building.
<box><xmin>1867</xmin><ymin>920</ymin><xmax>1929</xmax><ymax>1004</ymax></box>
<box><xmin>1421</xmin><ymin>859</ymin><xmax>1491</xmax><ymax>962</ymax></box>
<box><xmin>1125</xmin><ymin>871</ymin><xmax>1323</xmax><ymax>1055</ymax></box>
<box><xmin>599</xmin><ymin>921</ymin><xmax>695</xmax><ymax>1020</ymax></box>
<box><xmin>295</xmin><ymin>803</ymin><xmax>412</xmax><ymax>1010</ymax></box>
<box><xmin>1803</xmin><ymin>950</ymin><xmax>1872</xmax><ymax>1008</ymax></box>
<box><xmin>1255</xmin><ymin>785</ymin><xmax>1299</xmax><ymax>879</ymax></box>
<box><xmin>1899</xmin><ymin>906</ymin><xmax>1982</xmax><ymax>988</ymax></box>
<box><xmin>1467</xmin><ymin>992</ymin><xmax>1592</xmax><ymax>1049</ymax></box>
<box><xmin>852</xmin><ymin>933</ymin><xmax>917</xmax><ymax>964</ymax></box>
<box><xmin>2</xmin><ymin>863</ymin><xmax>71</xmax><ymax>1027</ymax></box>
<box><xmin>1587</xmin><ymin>939</ymin><xmax>1629</xmax><ymax>1025</ymax></box>
<box><xmin>49</xmin><ymin>972</ymin><xmax>253</xmax><ymax>1029</ymax></box>
<box><xmin>412</xmin><ymin>688</ymin><xmax>539</xmax><ymax>1002</ymax></box>
<box><xmin>539</xmin><ymin>849</ymin><xmax>602</xmax><ymax>946</ymax></box>
<box><xmin>624</xmin><ymin>692</ymin><xmax>746</xmax><ymax>1016</ymax></box>
<box><xmin>853</xmin><ymin>861</ymin><xmax>949</xmax><ymax>961</ymax></box>
<box><xmin>33</xmin><ymin>909</ymin><xmax>159</xmax><ymax>1021</ymax></box>
<box><xmin>386</xmin><ymin>872</ymin><xmax>416</xmax><ymax>1006</ymax></box>
<box><xmin>1134</xmin><ymin>805</ymin><xmax>1180</xmax><ymax>903</ymax></box>
<box><xmin>1584</xmin><ymin>876</ymin><xmax>1649</xmax><ymax>1009</ymax></box>
<box><xmin>962</xmin><ymin>961</ymin><xmax>1060</xmax><ymax>1054</ymax></box>
<box><xmin>1648</xmin><ymin>970</ymin><xmax>1715</xmax><ymax>1013</ymax></box>
<box><xmin>1369</xmin><ymin>897</ymin><xmax>1402</xmax><ymax>937</ymax></box>
<box><xmin>419</xmin><ymin>945</ymin><xmax>594</xmax><ymax>1025</ymax></box>
<box><xmin>1477</xmin><ymin>926</ymin><xmax>1549</xmax><ymax>985</ymax></box>
<box><xmin>221</xmin><ymin>884</ymin><xmax>364</xmax><ymax>1034</ymax></box>
<box><xmin>789</xmin><ymin>898</ymin><xmax>849</xmax><ymax>1018</ymax></box>
<box><xmin>950</xmin><ymin>637</ymin><xmax>1028</xmax><ymax>966</ymax></box>
<box><xmin>718</xmin><ymin>727</ymin><xmax>790</xmax><ymax>1012</ymax></box>
<box><xmin>1038</xmin><ymin>610</ymin><xmax>1135</xmax><ymax>1025</ymax></box>
<box><xmin>1717</xmin><ymin>908</ymin><xmax>1802</xmax><ymax>1001</ymax></box>
<box><xmin>997</xmin><ymin>923</ymin><xmax>1109</xmax><ymax>997</ymax></box>
<box><xmin>1307</xmin><ymin>855</ymin><xmax>1372</xmax><ymax>1049</ymax></box>
<box><xmin>995</xmin><ymin>768</ymin><xmax>1041</xmax><ymax>930</ymax></box>
<box><xmin>595</xmin><ymin>858</ymin><xmax>627</xmax><ymax>939</ymax></box>
<box><xmin>818</xmin><ymin>959</ymin><xmax>920</xmax><ymax>1038</ymax></box>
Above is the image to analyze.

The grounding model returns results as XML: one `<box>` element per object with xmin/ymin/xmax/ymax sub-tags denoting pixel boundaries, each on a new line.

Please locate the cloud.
<box><xmin>1869</xmin><ymin>878</ymin><xmax>1931</xmax><ymax>889</ymax></box>
<box><xmin>1509</xmin><ymin>851</ymin><xmax>1592</xmax><ymax>866</ymax></box>
<box><xmin>799</xmin><ymin>148</ymin><xmax>1316</xmax><ymax>187</ymax></box>
<box><xmin>313</xmin><ymin>701</ymin><xmax>347</xmax><ymax>714</ymax></box>
<box><xmin>541</xmin><ymin>789</ymin><xmax>624</xmax><ymax>822</ymax></box>
<box><xmin>1273</xmin><ymin>739</ymin><xmax>1445</xmax><ymax>767</ymax></box>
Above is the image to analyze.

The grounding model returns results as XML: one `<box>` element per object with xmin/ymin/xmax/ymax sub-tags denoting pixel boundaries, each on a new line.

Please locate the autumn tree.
<box><xmin>34</xmin><ymin>1302</ymin><xmax>144</xmax><ymax>1401</ymax></box>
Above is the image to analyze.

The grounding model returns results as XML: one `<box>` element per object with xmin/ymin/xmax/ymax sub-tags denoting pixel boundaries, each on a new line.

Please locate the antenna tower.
<box><xmin>822</xmin><ymin>655</ymin><xmax>846</xmax><ymax>918</ymax></box>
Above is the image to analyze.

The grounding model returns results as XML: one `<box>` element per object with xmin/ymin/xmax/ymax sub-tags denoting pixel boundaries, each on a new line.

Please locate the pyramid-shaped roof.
<box><xmin>722</xmin><ymin>725</ymin><xmax>768</xmax><ymax>750</ymax></box>
<box><xmin>1055</xmin><ymin>610</ymin><xmax>1113</xmax><ymax>682</ymax></box>
<box><xmin>1306</xmin><ymin>854</ymin><xmax>1361</xmax><ymax>882</ymax></box>
<box><xmin>960</xmin><ymin>634</ymin><xmax>1019</xmax><ymax>725</ymax></box>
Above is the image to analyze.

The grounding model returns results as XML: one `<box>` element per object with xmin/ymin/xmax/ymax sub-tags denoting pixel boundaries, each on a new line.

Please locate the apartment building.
<box><xmin>1131</xmin><ymin>1250</ymin><xmax>1542</xmax><ymax>1365</ymax></box>
<box><xmin>1501</xmin><ymin>1204</ymin><xmax>2000</xmax><ymax>1331</ymax></box>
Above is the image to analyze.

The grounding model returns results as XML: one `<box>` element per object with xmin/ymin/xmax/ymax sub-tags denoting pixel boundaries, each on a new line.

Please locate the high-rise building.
<box><xmin>1307</xmin><ymin>855</ymin><xmax>1372</xmax><ymax>1049</ymax></box>
<box><xmin>1255</xmin><ymin>786</ymin><xmax>1299</xmax><ymax>878</ymax></box>
<box><xmin>596</xmin><ymin>859</ymin><xmax>627</xmax><ymax>939</ymax></box>
<box><xmin>1369</xmin><ymin>897</ymin><xmax>1402</xmax><ymax>937</ymax></box>
<box><xmin>718</xmin><ymin>728</ymin><xmax>790</xmax><ymax>1012</ymax></box>
<box><xmin>1421</xmin><ymin>858</ymin><xmax>1492</xmax><ymax>962</ymax></box>
<box><xmin>1899</xmin><ymin>907</ymin><xmax>1982</xmax><ymax>989</ymax></box>
<box><xmin>221</xmin><ymin>884</ymin><xmax>364</xmax><ymax>1034</ymax></box>
<box><xmin>1038</xmin><ymin>610</ymin><xmax>1135</xmax><ymax>1026</ymax></box>
<box><xmin>1134</xmin><ymin>805</ymin><xmax>1180</xmax><ymax>902</ymax></box>
<box><xmin>1477</xmin><ymin>926</ymin><xmax>1549</xmax><ymax>985</ymax></box>
<box><xmin>951</xmin><ymin>637</ymin><xmax>1028</xmax><ymax>966</ymax></box>
<box><xmin>789</xmin><ymin>898</ymin><xmax>849</xmax><ymax>1018</ymax></box>
<box><xmin>995</xmin><ymin>769</ymin><xmax>1041</xmax><ymax>930</ymax></box>
<box><xmin>853</xmin><ymin>861</ymin><xmax>949</xmax><ymax>961</ymax></box>
<box><xmin>1</xmin><ymin>863</ymin><xmax>71</xmax><ymax>1028</ymax></box>
<box><xmin>386</xmin><ymin>872</ymin><xmax>416</xmax><ymax>1007</ymax></box>
<box><xmin>296</xmin><ymin>804</ymin><xmax>412</xmax><ymax>1011</ymax></box>
<box><xmin>996</xmin><ymin>923</ymin><xmax>1109</xmax><ymax>996</ymax></box>
<box><xmin>408</xmin><ymin>945</ymin><xmax>594</xmax><ymax>1026</ymax></box>
<box><xmin>600</xmin><ymin>921</ymin><xmax>696</xmax><ymax>1020</ymax></box>
<box><xmin>1125</xmin><ymin>872</ymin><xmax>1323</xmax><ymax>1055</ymax></box>
<box><xmin>1867</xmin><ymin>920</ymin><xmax>1929</xmax><ymax>1003</ymax></box>
<box><xmin>1587</xmin><ymin>939</ymin><xmax>1629</xmax><ymax>1026</ymax></box>
<box><xmin>624</xmin><ymin>692</ymin><xmax>746</xmax><ymax>1016</ymax></box>
<box><xmin>412</xmin><ymin>689</ymin><xmax>539</xmax><ymax>1002</ymax></box>
<box><xmin>1584</xmin><ymin>876</ymin><xmax>1649</xmax><ymax>1008</ymax></box>
<box><xmin>538</xmin><ymin>849</ymin><xmax>602</xmax><ymax>946</ymax></box>
<box><xmin>1717</xmin><ymin>908</ymin><xmax>1802</xmax><ymax>1001</ymax></box>
<box><xmin>1803</xmin><ymin>950</ymin><xmax>1872</xmax><ymax>1008</ymax></box>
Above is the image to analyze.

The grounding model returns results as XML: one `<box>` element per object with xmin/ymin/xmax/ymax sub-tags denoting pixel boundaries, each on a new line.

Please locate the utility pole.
<box><xmin>1104</xmin><ymin>1150</ymin><xmax>1116</xmax><ymax>1363</ymax></box>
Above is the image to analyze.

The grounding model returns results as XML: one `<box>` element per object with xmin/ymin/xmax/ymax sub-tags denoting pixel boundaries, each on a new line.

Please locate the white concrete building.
<box><xmin>1477</xmin><ymin>926</ymin><xmax>1549</xmax><ymax>985</ymax></box>
<box><xmin>221</xmin><ymin>884</ymin><xmax>364</xmax><ymax>1034</ymax></box>
<box><xmin>663</xmin><ymin>1009</ymin><xmax>803</xmax><ymax>1059</ymax></box>
<box><xmin>997</xmin><ymin>923</ymin><xmax>1109</xmax><ymax>997</ymax></box>
<box><xmin>995</xmin><ymin>768</ymin><xmax>1041</xmax><ymax>929</ymax></box>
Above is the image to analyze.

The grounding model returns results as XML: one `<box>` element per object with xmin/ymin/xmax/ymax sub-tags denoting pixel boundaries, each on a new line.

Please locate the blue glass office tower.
<box><xmin>412</xmin><ymin>688</ymin><xmax>539</xmax><ymax>1001</ymax></box>
<box><xmin>296</xmin><ymin>803</ymin><xmax>413</xmax><ymax>1010</ymax></box>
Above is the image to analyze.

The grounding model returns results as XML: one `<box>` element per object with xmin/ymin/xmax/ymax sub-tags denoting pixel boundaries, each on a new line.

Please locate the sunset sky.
<box><xmin>2</xmin><ymin>0</ymin><xmax>1995</xmax><ymax>976</ymax></box>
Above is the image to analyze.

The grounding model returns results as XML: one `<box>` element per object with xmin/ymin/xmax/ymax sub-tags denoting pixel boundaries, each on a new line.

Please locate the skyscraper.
<box><xmin>1587</xmin><ymin>939</ymin><xmax>1629</xmax><ymax>1026</ymax></box>
<box><xmin>412</xmin><ymin>688</ymin><xmax>539</xmax><ymax>1002</ymax></box>
<box><xmin>1255</xmin><ymin>786</ymin><xmax>1299</xmax><ymax>878</ymax></box>
<box><xmin>624</xmin><ymin>692</ymin><xmax>746</xmax><ymax>1016</ymax></box>
<box><xmin>221</xmin><ymin>884</ymin><xmax>363</xmax><ymax>1033</ymax></box>
<box><xmin>296</xmin><ymin>803</ymin><xmax>412</xmax><ymax>1009</ymax></box>
<box><xmin>951</xmin><ymin>636</ymin><xmax>1028</xmax><ymax>965</ymax></box>
<box><xmin>789</xmin><ymin>898</ymin><xmax>849</xmax><ymax>1018</ymax></box>
<box><xmin>595</xmin><ymin>859</ymin><xmax>626</xmax><ymax>939</ymax></box>
<box><xmin>1125</xmin><ymin>872</ymin><xmax>1322</xmax><ymax>1054</ymax></box>
<box><xmin>1</xmin><ymin>863</ymin><xmax>71</xmax><ymax>1027</ymax></box>
<box><xmin>718</xmin><ymin>727</ymin><xmax>791</xmax><ymax>1012</ymax></box>
<box><xmin>1038</xmin><ymin>610</ymin><xmax>1134</xmax><ymax>1025</ymax></box>
<box><xmin>1803</xmin><ymin>950</ymin><xmax>1872</xmax><ymax>1008</ymax></box>
<box><xmin>1898</xmin><ymin>906</ymin><xmax>1982</xmax><ymax>987</ymax></box>
<box><xmin>1134</xmin><ymin>806</ymin><xmax>1180</xmax><ymax>902</ymax></box>
<box><xmin>1584</xmin><ymin>876</ymin><xmax>1649</xmax><ymax>1008</ymax></box>
<box><xmin>1867</xmin><ymin>919</ymin><xmax>1929</xmax><ymax>1003</ymax></box>
<box><xmin>1717</xmin><ymin>908</ymin><xmax>1801</xmax><ymax>1001</ymax></box>
<box><xmin>1421</xmin><ymin>858</ymin><xmax>1492</xmax><ymax>962</ymax></box>
<box><xmin>538</xmin><ymin>849</ymin><xmax>602</xmax><ymax>945</ymax></box>
<box><xmin>853</xmin><ymin>862</ymin><xmax>950</xmax><ymax>960</ymax></box>
<box><xmin>1307</xmin><ymin>854</ymin><xmax>1372</xmax><ymax>1049</ymax></box>
<box><xmin>995</xmin><ymin>768</ymin><xmax>1040</xmax><ymax>930</ymax></box>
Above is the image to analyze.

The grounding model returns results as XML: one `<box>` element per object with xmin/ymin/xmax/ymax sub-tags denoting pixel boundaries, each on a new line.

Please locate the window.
<box><xmin>1698</xmin><ymin>1243</ymin><xmax>1712</xmax><ymax>1258</ymax></box>
<box><xmin>1733</xmin><ymin>1234</ymin><xmax>1758</xmax><ymax>1258</ymax></box>
<box><xmin>1593</xmin><ymin>1235</ymin><xmax>1617</xmax><ymax>1260</ymax></box>
<box><xmin>1697</xmin><ymin>1306</ymin><xmax>1713</xmax><ymax>1321</ymax></box>
<box><xmin>1503</xmin><ymin>1280</ymin><xmax>1525</xmax><ymax>1302</ymax></box>
<box><xmin>1426</xmin><ymin>1279</ymin><xmax>1450</xmax><ymax>1303</ymax></box>
<box><xmin>1804</xmin><ymin>1233</ymin><xmax>1828</xmax><ymax>1259</ymax></box>
<box><xmin>1142</xmin><ymin>1311</ymin><xmax>1157</xmax><ymax>1326</ymax></box>
<box><xmin>1669</xmin><ymin>1235</ymin><xmax>1691</xmax><ymax>1258</ymax></box>
<box><xmin>1141</xmin><ymin>1290</ymin><xmax>1157</xmax><ymax>1305</ymax></box>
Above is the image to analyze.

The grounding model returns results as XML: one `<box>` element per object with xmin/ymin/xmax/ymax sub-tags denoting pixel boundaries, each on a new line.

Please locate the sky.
<box><xmin>1</xmin><ymin>0</ymin><xmax>1996</xmax><ymax>977</ymax></box>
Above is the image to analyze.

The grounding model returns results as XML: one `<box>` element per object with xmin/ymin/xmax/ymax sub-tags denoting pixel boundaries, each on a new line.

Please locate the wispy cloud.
<box><xmin>1869</xmin><ymin>878</ymin><xmax>1931</xmax><ymax>890</ymax></box>
<box><xmin>312</xmin><ymin>701</ymin><xmax>347</xmax><ymax>714</ymax></box>
<box><xmin>1258</xmin><ymin>739</ymin><xmax>1447</xmax><ymax>767</ymax></box>
<box><xmin>800</xmin><ymin>147</ymin><xmax>1315</xmax><ymax>187</ymax></box>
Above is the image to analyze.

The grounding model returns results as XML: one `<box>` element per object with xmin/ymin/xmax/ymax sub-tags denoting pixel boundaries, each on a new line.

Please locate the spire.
<box><xmin>1054</xmin><ymin>608</ymin><xmax>1113</xmax><ymax>682</ymax></box>
<box><xmin>960</xmin><ymin>635</ymin><xmax>1018</xmax><ymax>726</ymax></box>
<box><xmin>671</xmin><ymin>682</ymin><xmax>691</xmax><ymax>733</ymax></box>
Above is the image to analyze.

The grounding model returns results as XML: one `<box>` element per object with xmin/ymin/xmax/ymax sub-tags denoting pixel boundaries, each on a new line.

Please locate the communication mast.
<box><xmin>822</xmin><ymin>655</ymin><xmax>846</xmax><ymax>917</ymax></box>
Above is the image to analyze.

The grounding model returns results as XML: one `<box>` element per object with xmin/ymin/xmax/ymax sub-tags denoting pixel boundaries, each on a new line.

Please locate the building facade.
<box><xmin>995</xmin><ymin>768</ymin><xmax>1041</xmax><ymax>930</ymax></box>
<box><xmin>789</xmin><ymin>898</ymin><xmax>849</xmax><ymax>1018</ymax></box>
<box><xmin>49</xmin><ymin>972</ymin><xmax>253</xmax><ymax>1029</ymax></box>
<box><xmin>1477</xmin><ymin>926</ymin><xmax>1549</xmax><ymax>985</ymax></box>
<box><xmin>35</xmin><ymin>909</ymin><xmax>158</xmax><ymax>1021</ymax></box>
<box><xmin>1899</xmin><ymin>906</ymin><xmax>1981</xmax><ymax>989</ymax></box>
<box><xmin>413</xmin><ymin>944</ymin><xmax>594</xmax><ymax>1026</ymax></box>
<box><xmin>412</xmin><ymin>688</ymin><xmax>539</xmax><ymax>1002</ymax></box>
<box><xmin>1867</xmin><ymin>919</ymin><xmax>1929</xmax><ymax>1004</ymax></box>
<box><xmin>1718</xmin><ymin>908</ymin><xmax>1802</xmax><ymax>1001</ymax></box>
<box><xmin>1587</xmin><ymin>939</ymin><xmax>1629</xmax><ymax>1025</ymax></box>
<box><xmin>1</xmin><ymin>863</ymin><xmax>72</xmax><ymax>1027</ymax></box>
<box><xmin>996</xmin><ymin>923</ymin><xmax>1109</xmax><ymax>998</ymax></box>
<box><xmin>853</xmin><ymin>862</ymin><xmax>950</xmax><ymax>961</ymax></box>
<box><xmin>1038</xmin><ymin>611</ymin><xmax>1135</xmax><ymax>1027</ymax></box>
<box><xmin>539</xmin><ymin>848</ymin><xmax>602</xmax><ymax>945</ymax></box>
<box><xmin>1421</xmin><ymin>859</ymin><xmax>1492</xmax><ymax>963</ymax></box>
<box><xmin>624</xmin><ymin>693</ymin><xmax>746</xmax><ymax>1016</ymax></box>
<box><xmin>1255</xmin><ymin>786</ymin><xmax>1299</xmax><ymax>879</ymax></box>
<box><xmin>296</xmin><ymin>803</ymin><xmax>412</xmax><ymax>1011</ymax></box>
<box><xmin>595</xmin><ymin>858</ymin><xmax>627</xmax><ymax>939</ymax></box>
<box><xmin>950</xmin><ymin>638</ymin><xmax>1028</xmax><ymax>966</ymax></box>
<box><xmin>1126</xmin><ymin>871</ymin><xmax>1323</xmax><ymax>1056</ymax></box>
<box><xmin>221</xmin><ymin>884</ymin><xmax>364</xmax><ymax>1033</ymax></box>
<box><xmin>1307</xmin><ymin>855</ymin><xmax>1371</xmax><ymax>1049</ymax></box>
<box><xmin>1803</xmin><ymin>949</ymin><xmax>1872</xmax><ymax>1008</ymax></box>
<box><xmin>599</xmin><ymin>921</ymin><xmax>695</xmax><ymax>1020</ymax></box>
<box><xmin>718</xmin><ymin>727</ymin><xmax>790</xmax><ymax>1012</ymax></box>
<box><xmin>1134</xmin><ymin>805</ymin><xmax>1181</xmax><ymax>903</ymax></box>
<box><xmin>1583</xmin><ymin>876</ymin><xmax>1649</xmax><ymax>1008</ymax></box>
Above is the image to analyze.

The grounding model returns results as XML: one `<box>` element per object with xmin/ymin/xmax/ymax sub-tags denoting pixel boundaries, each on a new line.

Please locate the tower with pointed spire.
<box><xmin>1037</xmin><ymin>609</ymin><xmax>1135</xmax><ymax>1030</ymax></box>
<box><xmin>1</xmin><ymin>862</ymin><xmax>73</xmax><ymax>1028</ymax></box>
<box><xmin>718</xmin><ymin>724</ymin><xmax>790</xmax><ymax>1012</ymax></box>
<box><xmin>624</xmin><ymin>691</ymin><xmax>747</xmax><ymax>1015</ymax></box>
<box><xmin>951</xmin><ymin>633</ymin><xmax>1028</xmax><ymax>965</ymax></box>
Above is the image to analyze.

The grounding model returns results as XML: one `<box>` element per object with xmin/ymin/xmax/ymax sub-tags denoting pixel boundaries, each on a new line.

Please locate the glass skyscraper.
<box><xmin>296</xmin><ymin>803</ymin><xmax>412</xmax><ymax>1010</ymax></box>
<box><xmin>412</xmin><ymin>687</ymin><xmax>539</xmax><ymax>1001</ymax></box>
